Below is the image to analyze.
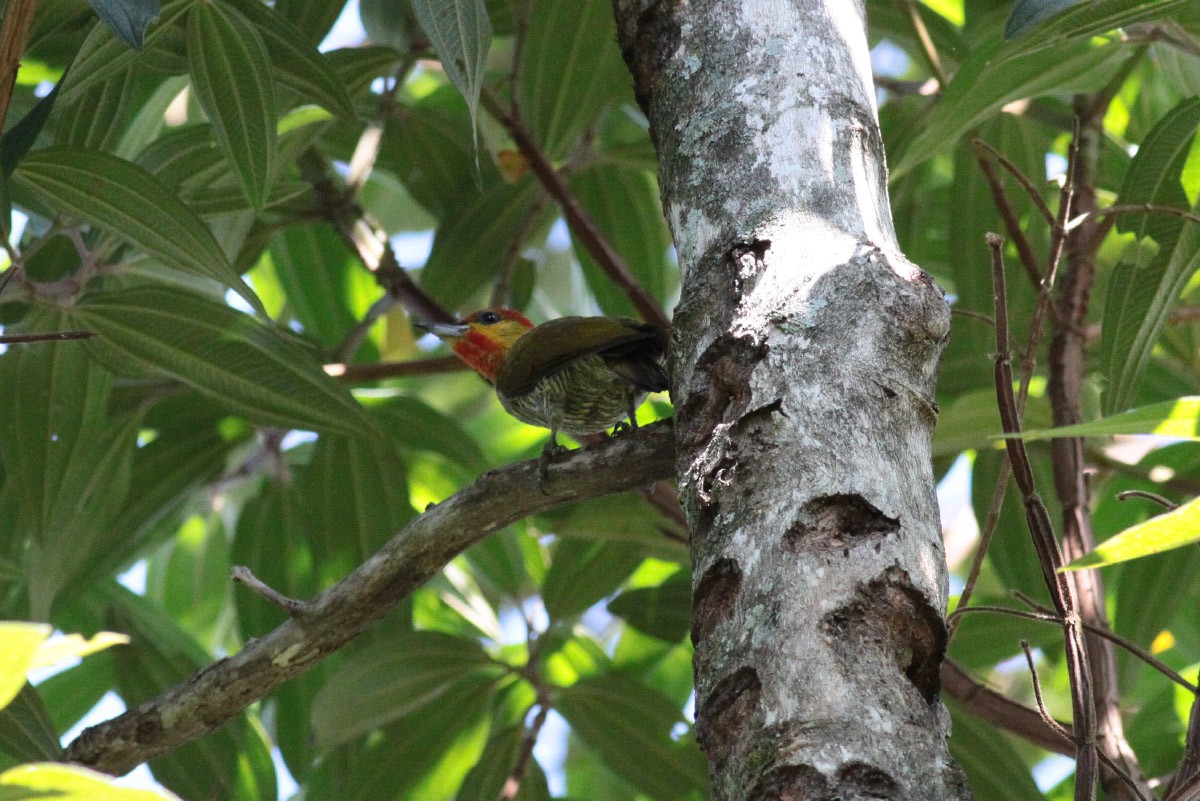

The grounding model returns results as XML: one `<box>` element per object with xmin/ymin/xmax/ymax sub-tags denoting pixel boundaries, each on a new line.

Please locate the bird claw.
<box><xmin>611</xmin><ymin>417</ymin><xmax>640</xmax><ymax>437</ymax></box>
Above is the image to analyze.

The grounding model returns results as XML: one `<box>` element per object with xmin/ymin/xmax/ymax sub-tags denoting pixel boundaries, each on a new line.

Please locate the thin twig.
<box><xmin>989</xmin><ymin>232</ymin><xmax>1099</xmax><ymax>800</ymax></box>
<box><xmin>298</xmin><ymin>149</ymin><xmax>454</xmax><ymax>325</ymax></box>
<box><xmin>490</xmin><ymin>195</ymin><xmax>548</xmax><ymax>308</ymax></box>
<box><xmin>480</xmin><ymin>89</ymin><xmax>669</xmax><ymax>330</ymax></box>
<box><xmin>1116</xmin><ymin>490</ymin><xmax>1179</xmax><ymax>510</ymax></box>
<box><xmin>0</xmin><ymin>331</ymin><xmax>95</xmax><ymax>344</ymax></box>
<box><xmin>972</xmin><ymin>141</ymin><xmax>1045</xmax><ymax>288</ymax></box>
<box><xmin>499</xmin><ymin>700</ymin><xmax>550</xmax><ymax>801</ymax></box>
<box><xmin>1021</xmin><ymin>641</ymin><xmax>1074</xmax><ymax>740</ymax></box>
<box><xmin>973</xmin><ymin>139</ymin><xmax>1056</xmax><ymax>228</ymax></box>
<box><xmin>1070</xmin><ymin>203</ymin><xmax>1200</xmax><ymax>231</ymax></box>
<box><xmin>950</xmin><ymin>603</ymin><xmax>1196</xmax><ymax>693</ymax></box>
<box><xmin>1085</xmin><ymin>304</ymin><xmax>1200</xmax><ymax>344</ymax></box>
<box><xmin>332</xmin><ymin>293</ymin><xmax>397</xmax><ymax>363</ymax></box>
<box><xmin>1086</xmin><ymin>447</ymin><xmax>1200</xmax><ymax>496</ymax></box>
<box><xmin>231</xmin><ymin>566</ymin><xmax>308</xmax><ymax>616</ymax></box>
<box><xmin>941</xmin><ymin>660</ymin><xmax>1074</xmax><ymax>755</ymax></box>
<box><xmin>896</xmin><ymin>0</ymin><xmax>946</xmax><ymax>88</ymax></box>
<box><xmin>324</xmin><ymin>356</ymin><xmax>466</xmax><ymax>382</ymax></box>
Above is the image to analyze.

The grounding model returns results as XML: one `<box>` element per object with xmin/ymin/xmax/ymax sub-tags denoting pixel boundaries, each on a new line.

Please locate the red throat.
<box><xmin>452</xmin><ymin>330</ymin><xmax>509</xmax><ymax>382</ymax></box>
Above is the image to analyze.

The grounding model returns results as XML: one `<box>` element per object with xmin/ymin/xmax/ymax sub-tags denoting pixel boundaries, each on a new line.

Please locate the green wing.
<box><xmin>495</xmin><ymin>317</ymin><xmax>668</xmax><ymax>397</ymax></box>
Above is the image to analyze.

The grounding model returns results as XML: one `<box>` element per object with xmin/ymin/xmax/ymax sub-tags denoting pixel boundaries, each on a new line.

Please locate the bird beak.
<box><xmin>416</xmin><ymin>320</ymin><xmax>470</xmax><ymax>340</ymax></box>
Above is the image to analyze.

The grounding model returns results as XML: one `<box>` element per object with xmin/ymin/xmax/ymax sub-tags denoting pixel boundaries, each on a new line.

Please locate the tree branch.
<box><xmin>940</xmin><ymin>660</ymin><xmax>1074</xmax><ymax>756</ymax></box>
<box><xmin>298</xmin><ymin>148</ymin><xmax>454</xmax><ymax>325</ymax></box>
<box><xmin>0</xmin><ymin>0</ymin><xmax>35</xmax><ymax>132</ymax></box>
<box><xmin>63</xmin><ymin>422</ymin><xmax>677</xmax><ymax>776</ymax></box>
<box><xmin>480</xmin><ymin>91</ymin><xmax>670</xmax><ymax>330</ymax></box>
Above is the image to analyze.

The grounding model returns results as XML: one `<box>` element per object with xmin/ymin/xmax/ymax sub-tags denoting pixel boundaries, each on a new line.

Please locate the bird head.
<box><xmin>420</xmin><ymin>308</ymin><xmax>534</xmax><ymax>382</ymax></box>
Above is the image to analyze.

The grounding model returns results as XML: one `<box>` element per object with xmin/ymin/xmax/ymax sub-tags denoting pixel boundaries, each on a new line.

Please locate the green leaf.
<box><xmin>222</xmin><ymin>0</ymin><xmax>356</xmax><ymax>121</ymax></box>
<box><xmin>187</xmin><ymin>1</ymin><xmax>277</xmax><ymax>212</ymax></box>
<box><xmin>557</xmin><ymin>675</ymin><xmax>706</xmax><ymax>801</ymax></box>
<box><xmin>232</xmin><ymin>480</ymin><xmax>312</xmax><ymax>638</ymax></box>
<box><xmin>59</xmin><ymin>0</ymin><xmax>192</xmax><ymax>104</ymax></box>
<box><xmin>311</xmin><ymin>631</ymin><xmax>503</xmax><ymax>748</ymax></box>
<box><xmin>54</xmin><ymin>70</ymin><xmax>139</xmax><ymax>153</ymax></box>
<box><xmin>0</xmin><ymin>81</ymin><xmax>62</xmax><ymax>177</ymax></box>
<box><xmin>370</xmin><ymin>395</ymin><xmax>488</xmax><ymax>471</ymax></box>
<box><xmin>891</xmin><ymin>34</ymin><xmax>1125</xmax><ymax>177</ymax></box>
<box><xmin>1065</xmin><ymin>494</ymin><xmax>1200</xmax><ymax>569</ymax></box>
<box><xmin>0</xmin><ymin>314</ymin><xmax>140</xmax><ymax>615</ymax></box>
<box><xmin>68</xmin><ymin>286</ymin><xmax>375</xmax><ymax>437</ymax></box>
<box><xmin>1012</xmin><ymin>396</ymin><xmax>1200</xmax><ymax>441</ymax></box>
<box><xmin>934</xmin><ymin>389</ymin><xmax>1051</xmax><ymax>458</ymax></box>
<box><xmin>146</xmin><ymin>514</ymin><xmax>231</xmax><ymax>641</ymax></box>
<box><xmin>378</xmin><ymin>87</ymin><xmax>475</xmax><ymax>218</ymax></box>
<box><xmin>275</xmin><ymin>0</ymin><xmax>345</xmax><ymax>44</ymax></box>
<box><xmin>607</xmin><ymin>571</ymin><xmax>691</xmax><ymax>642</ymax></box>
<box><xmin>420</xmin><ymin>179</ymin><xmax>541</xmax><ymax>311</ymax></box>
<box><xmin>1005</xmin><ymin>0</ymin><xmax>1077</xmax><ymax>39</ymax></box>
<box><xmin>455</xmin><ymin>725</ymin><xmax>524</xmax><ymax>801</ymax></box>
<box><xmin>0</xmin><ymin>624</ymin><xmax>50</xmax><ymax>711</ymax></box>
<box><xmin>268</xmin><ymin>223</ymin><xmax>370</xmax><ymax>349</ymax></box>
<box><xmin>330</xmin><ymin>677</ymin><xmax>494</xmax><ymax>801</ymax></box>
<box><xmin>410</xmin><ymin>0</ymin><xmax>491</xmax><ymax>155</ymax></box>
<box><xmin>79</xmin><ymin>414</ymin><xmax>248</xmax><ymax>586</ymax></box>
<box><xmin>87</xmin><ymin>0</ymin><xmax>160</xmax><ymax>50</ymax></box>
<box><xmin>359</xmin><ymin>0</ymin><xmax>416</xmax><ymax>50</ymax></box>
<box><xmin>569</xmin><ymin>165</ymin><xmax>672</xmax><ymax>318</ymax></box>
<box><xmin>0</xmin><ymin>762</ymin><xmax>183</xmax><ymax>800</ymax></box>
<box><xmin>518</xmin><ymin>0</ymin><xmax>628</xmax><ymax>158</ymax></box>
<box><xmin>183</xmin><ymin>180</ymin><xmax>309</xmax><ymax>216</ymax></box>
<box><xmin>1103</xmin><ymin>445</ymin><xmax>1200</xmax><ymax>691</ymax></box>
<box><xmin>32</xmin><ymin>651</ymin><xmax>118</xmax><ymax>740</ymax></box>
<box><xmin>299</xmin><ymin>432</ymin><xmax>415</xmax><ymax>585</ymax></box>
<box><xmin>0</xmin><ymin>315</ymin><xmax>112</xmax><ymax>549</ymax></box>
<box><xmin>1102</xmin><ymin>97</ymin><xmax>1200</xmax><ymax>413</ymax></box>
<box><xmin>0</xmin><ymin>682</ymin><xmax>62</xmax><ymax>762</ymax></box>
<box><xmin>1005</xmin><ymin>0</ymin><xmax>1191</xmax><ymax>53</ymax></box>
<box><xmin>104</xmin><ymin>586</ymin><xmax>276</xmax><ymax>801</ymax></box>
<box><xmin>543</xmin><ymin>539</ymin><xmax>646</xmax><ymax>621</ymax></box>
<box><xmin>946</xmin><ymin>699</ymin><xmax>1044</xmax><ymax>801</ymax></box>
<box><xmin>12</xmin><ymin>146</ymin><xmax>263</xmax><ymax>312</ymax></box>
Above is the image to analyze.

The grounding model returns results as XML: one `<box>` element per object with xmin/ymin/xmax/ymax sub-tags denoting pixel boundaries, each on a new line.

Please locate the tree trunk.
<box><xmin>613</xmin><ymin>1</ymin><xmax>971</xmax><ymax>798</ymax></box>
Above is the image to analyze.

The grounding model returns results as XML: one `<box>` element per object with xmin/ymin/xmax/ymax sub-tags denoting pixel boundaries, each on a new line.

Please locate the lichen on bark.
<box><xmin>613</xmin><ymin>0</ymin><xmax>971</xmax><ymax>797</ymax></box>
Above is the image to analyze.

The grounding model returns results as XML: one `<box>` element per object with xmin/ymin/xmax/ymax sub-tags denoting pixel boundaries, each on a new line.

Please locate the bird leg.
<box><xmin>610</xmin><ymin>401</ymin><xmax>641</xmax><ymax>437</ymax></box>
<box><xmin>538</xmin><ymin>427</ymin><xmax>565</xmax><ymax>494</ymax></box>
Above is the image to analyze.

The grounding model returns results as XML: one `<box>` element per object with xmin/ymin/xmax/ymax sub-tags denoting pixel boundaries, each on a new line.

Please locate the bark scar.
<box><xmin>697</xmin><ymin>665</ymin><xmax>760</xmax><ymax>769</ymax></box>
<box><xmin>820</xmin><ymin>566</ymin><xmax>946</xmax><ymax>705</ymax></box>
<box><xmin>693</xmin><ymin>557</ymin><xmax>742</xmax><ymax>644</ymax></box>
<box><xmin>784</xmin><ymin>494</ymin><xmax>899</xmax><ymax>553</ymax></box>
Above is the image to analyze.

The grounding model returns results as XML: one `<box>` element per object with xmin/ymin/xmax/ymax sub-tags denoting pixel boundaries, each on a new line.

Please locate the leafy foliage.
<box><xmin>2</xmin><ymin>0</ymin><xmax>1200</xmax><ymax>798</ymax></box>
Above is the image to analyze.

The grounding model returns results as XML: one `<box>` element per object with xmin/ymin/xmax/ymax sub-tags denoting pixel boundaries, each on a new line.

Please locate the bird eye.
<box><xmin>478</xmin><ymin>311</ymin><xmax>501</xmax><ymax>325</ymax></box>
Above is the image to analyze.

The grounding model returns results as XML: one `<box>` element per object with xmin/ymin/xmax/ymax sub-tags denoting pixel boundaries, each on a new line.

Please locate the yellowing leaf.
<box><xmin>0</xmin><ymin>624</ymin><xmax>51</xmax><ymax>711</ymax></box>
<box><xmin>1064</xmin><ymin>495</ymin><xmax>1200</xmax><ymax>570</ymax></box>
<box><xmin>29</xmin><ymin>632</ymin><xmax>130</xmax><ymax>670</ymax></box>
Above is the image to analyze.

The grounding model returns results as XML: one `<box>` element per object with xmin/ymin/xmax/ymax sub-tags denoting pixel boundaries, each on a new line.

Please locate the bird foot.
<box><xmin>611</xmin><ymin>418</ymin><xmax>640</xmax><ymax>437</ymax></box>
<box><xmin>538</xmin><ymin>440</ymin><xmax>567</xmax><ymax>494</ymax></box>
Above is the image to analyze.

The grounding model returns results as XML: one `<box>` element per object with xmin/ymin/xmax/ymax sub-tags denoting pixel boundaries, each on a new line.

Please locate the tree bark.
<box><xmin>613</xmin><ymin>1</ymin><xmax>970</xmax><ymax>798</ymax></box>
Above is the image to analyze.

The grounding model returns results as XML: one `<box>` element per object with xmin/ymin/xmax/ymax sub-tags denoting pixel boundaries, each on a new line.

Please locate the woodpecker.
<box><xmin>422</xmin><ymin>309</ymin><xmax>669</xmax><ymax>477</ymax></box>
